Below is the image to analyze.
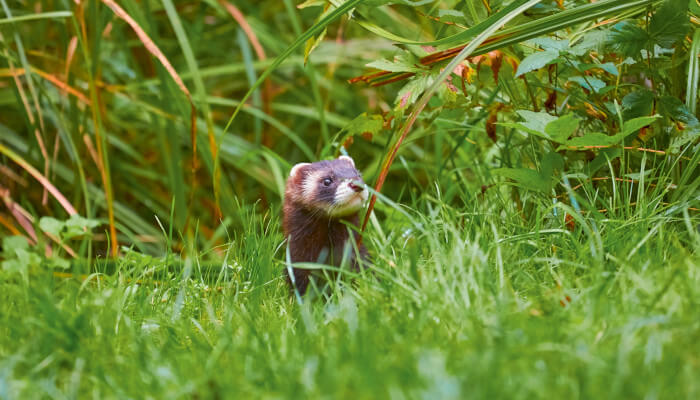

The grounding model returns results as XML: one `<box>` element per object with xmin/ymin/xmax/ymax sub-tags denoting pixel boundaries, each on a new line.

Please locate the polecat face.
<box><xmin>286</xmin><ymin>156</ymin><xmax>368</xmax><ymax>218</ymax></box>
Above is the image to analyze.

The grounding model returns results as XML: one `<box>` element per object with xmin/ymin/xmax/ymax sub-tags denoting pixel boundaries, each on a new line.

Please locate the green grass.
<box><xmin>1</xmin><ymin>0</ymin><xmax>699</xmax><ymax>398</ymax></box>
<box><xmin>2</xmin><ymin>186</ymin><xmax>699</xmax><ymax>398</ymax></box>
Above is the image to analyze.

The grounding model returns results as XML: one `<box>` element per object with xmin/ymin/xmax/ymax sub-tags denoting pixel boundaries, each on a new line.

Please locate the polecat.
<box><xmin>282</xmin><ymin>156</ymin><xmax>369</xmax><ymax>294</ymax></box>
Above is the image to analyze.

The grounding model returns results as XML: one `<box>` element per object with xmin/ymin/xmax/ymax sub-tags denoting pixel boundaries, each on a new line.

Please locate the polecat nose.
<box><xmin>348</xmin><ymin>181</ymin><xmax>363</xmax><ymax>193</ymax></box>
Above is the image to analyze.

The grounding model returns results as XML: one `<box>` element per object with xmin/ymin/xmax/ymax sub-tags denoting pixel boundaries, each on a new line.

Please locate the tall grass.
<box><xmin>1</xmin><ymin>0</ymin><xmax>699</xmax><ymax>398</ymax></box>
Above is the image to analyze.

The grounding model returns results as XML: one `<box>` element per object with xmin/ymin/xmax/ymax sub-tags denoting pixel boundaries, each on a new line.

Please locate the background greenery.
<box><xmin>1</xmin><ymin>0</ymin><xmax>699</xmax><ymax>398</ymax></box>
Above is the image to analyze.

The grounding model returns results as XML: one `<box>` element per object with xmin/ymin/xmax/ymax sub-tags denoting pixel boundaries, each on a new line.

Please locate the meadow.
<box><xmin>1</xmin><ymin>0</ymin><xmax>699</xmax><ymax>398</ymax></box>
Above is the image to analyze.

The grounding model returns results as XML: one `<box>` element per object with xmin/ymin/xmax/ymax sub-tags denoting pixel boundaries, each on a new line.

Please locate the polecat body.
<box><xmin>283</xmin><ymin>156</ymin><xmax>369</xmax><ymax>294</ymax></box>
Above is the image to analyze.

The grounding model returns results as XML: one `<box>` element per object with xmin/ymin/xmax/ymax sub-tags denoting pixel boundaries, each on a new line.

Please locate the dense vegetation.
<box><xmin>1</xmin><ymin>0</ymin><xmax>699</xmax><ymax>398</ymax></box>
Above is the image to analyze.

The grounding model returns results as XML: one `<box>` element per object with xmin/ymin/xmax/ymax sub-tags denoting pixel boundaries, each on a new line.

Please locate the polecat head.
<box><xmin>286</xmin><ymin>156</ymin><xmax>368</xmax><ymax>218</ymax></box>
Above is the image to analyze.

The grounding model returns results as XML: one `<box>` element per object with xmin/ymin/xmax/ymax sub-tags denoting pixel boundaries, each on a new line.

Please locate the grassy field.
<box><xmin>2</xmin><ymin>182</ymin><xmax>699</xmax><ymax>398</ymax></box>
<box><xmin>1</xmin><ymin>0</ymin><xmax>699</xmax><ymax>398</ymax></box>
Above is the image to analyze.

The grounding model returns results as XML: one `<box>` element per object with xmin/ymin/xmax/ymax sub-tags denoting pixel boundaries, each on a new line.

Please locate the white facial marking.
<box><xmin>338</xmin><ymin>155</ymin><xmax>355</xmax><ymax>167</ymax></box>
<box><xmin>302</xmin><ymin>170</ymin><xmax>324</xmax><ymax>202</ymax></box>
<box><xmin>289</xmin><ymin>162</ymin><xmax>310</xmax><ymax>178</ymax></box>
<box><xmin>329</xmin><ymin>179</ymin><xmax>367</xmax><ymax>217</ymax></box>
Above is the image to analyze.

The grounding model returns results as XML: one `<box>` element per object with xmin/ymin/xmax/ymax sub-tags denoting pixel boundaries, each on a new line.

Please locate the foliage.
<box><xmin>0</xmin><ymin>0</ymin><xmax>699</xmax><ymax>397</ymax></box>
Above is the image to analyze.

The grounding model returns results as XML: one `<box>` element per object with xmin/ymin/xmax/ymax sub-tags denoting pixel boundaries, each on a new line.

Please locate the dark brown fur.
<box><xmin>283</xmin><ymin>158</ymin><xmax>368</xmax><ymax>294</ymax></box>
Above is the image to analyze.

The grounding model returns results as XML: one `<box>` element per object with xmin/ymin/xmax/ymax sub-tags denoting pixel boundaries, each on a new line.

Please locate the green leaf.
<box><xmin>304</xmin><ymin>27</ymin><xmax>327</xmax><ymax>65</ymax></box>
<box><xmin>339</xmin><ymin>113</ymin><xmax>384</xmax><ymax>140</ymax></box>
<box><xmin>563</xmin><ymin>132</ymin><xmax>620</xmax><ymax>147</ymax></box>
<box><xmin>2</xmin><ymin>236</ymin><xmax>29</xmax><ymax>257</ymax></box>
<box><xmin>658</xmin><ymin>96</ymin><xmax>699</xmax><ymax>125</ymax></box>
<box><xmin>48</xmin><ymin>257</ymin><xmax>71</xmax><ymax>270</ymax></box>
<box><xmin>515</xmin><ymin>49</ymin><xmax>559</xmax><ymax>77</ymax></box>
<box><xmin>620</xmin><ymin>116</ymin><xmax>661</xmax><ymax>136</ymax></box>
<box><xmin>561</xmin><ymin>116</ymin><xmax>660</xmax><ymax>148</ymax></box>
<box><xmin>577</xmin><ymin>62</ymin><xmax>619</xmax><ymax>76</ymax></box>
<box><xmin>622</xmin><ymin>89</ymin><xmax>655</xmax><ymax>119</ymax></box>
<box><xmin>649</xmin><ymin>0</ymin><xmax>690</xmax><ymax>48</ymax></box>
<box><xmin>540</xmin><ymin>152</ymin><xmax>564</xmax><ymax>180</ymax></box>
<box><xmin>669</xmin><ymin>124</ymin><xmax>700</xmax><ymax>153</ymax></box>
<box><xmin>366</xmin><ymin>52</ymin><xmax>423</xmax><ymax>73</ymax></box>
<box><xmin>395</xmin><ymin>73</ymin><xmax>434</xmax><ymax>108</ymax></box>
<box><xmin>493</xmin><ymin>167</ymin><xmax>551</xmax><ymax>192</ymax></box>
<box><xmin>499</xmin><ymin>122</ymin><xmax>552</xmax><ymax>139</ymax></box>
<box><xmin>608</xmin><ymin>21</ymin><xmax>649</xmax><ymax>58</ymax></box>
<box><xmin>568</xmin><ymin>76</ymin><xmax>606</xmax><ymax>93</ymax></box>
<box><xmin>39</xmin><ymin>217</ymin><xmax>65</xmax><ymax>238</ymax></box>
<box><xmin>545</xmin><ymin>113</ymin><xmax>580</xmax><ymax>143</ymax></box>
<box><xmin>515</xmin><ymin>110</ymin><xmax>558</xmax><ymax>133</ymax></box>
<box><xmin>64</xmin><ymin>214</ymin><xmax>100</xmax><ymax>239</ymax></box>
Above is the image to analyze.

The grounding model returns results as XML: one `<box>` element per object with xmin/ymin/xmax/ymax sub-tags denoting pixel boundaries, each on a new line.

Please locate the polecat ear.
<box><xmin>338</xmin><ymin>155</ymin><xmax>355</xmax><ymax>167</ymax></box>
<box><xmin>289</xmin><ymin>162</ymin><xmax>311</xmax><ymax>178</ymax></box>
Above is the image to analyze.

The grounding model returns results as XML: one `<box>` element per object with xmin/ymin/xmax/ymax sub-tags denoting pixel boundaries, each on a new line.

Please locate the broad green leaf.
<box><xmin>39</xmin><ymin>217</ymin><xmax>64</xmax><ymax>238</ymax></box>
<box><xmin>515</xmin><ymin>110</ymin><xmax>558</xmax><ymax>133</ymax></box>
<box><xmin>622</xmin><ymin>89</ymin><xmax>655</xmax><ymax>119</ymax></box>
<box><xmin>540</xmin><ymin>152</ymin><xmax>564</xmax><ymax>180</ymax></box>
<box><xmin>649</xmin><ymin>0</ymin><xmax>690</xmax><ymax>48</ymax></box>
<box><xmin>64</xmin><ymin>214</ymin><xmax>100</xmax><ymax>239</ymax></box>
<box><xmin>563</xmin><ymin>132</ymin><xmax>620</xmax><ymax>147</ymax></box>
<box><xmin>608</xmin><ymin>21</ymin><xmax>649</xmax><ymax>58</ymax></box>
<box><xmin>620</xmin><ymin>116</ymin><xmax>661</xmax><ymax>136</ymax></box>
<box><xmin>515</xmin><ymin>49</ymin><xmax>559</xmax><ymax>77</ymax></box>
<box><xmin>493</xmin><ymin>167</ymin><xmax>551</xmax><ymax>192</ymax></box>
<box><xmin>2</xmin><ymin>236</ymin><xmax>29</xmax><ymax>256</ymax></box>
<box><xmin>658</xmin><ymin>96</ymin><xmax>699</xmax><ymax>125</ymax></box>
<box><xmin>545</xmin><ymin>113</ymin><xmax>580</xmax><ymax>143</ymax></box>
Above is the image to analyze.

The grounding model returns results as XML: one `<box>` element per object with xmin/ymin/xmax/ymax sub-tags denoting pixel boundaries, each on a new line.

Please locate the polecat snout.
<box><xmin>283</xmin><ymin>156</ymin><xmax>369</xmax><ymax>294</ymax></box>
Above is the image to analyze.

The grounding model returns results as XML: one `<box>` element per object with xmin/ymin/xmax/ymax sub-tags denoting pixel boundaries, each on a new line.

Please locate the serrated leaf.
<box><xmin>341</xmin><ymin>113</ymin><xmax>384</xmax><ymax>138</ymax></box>
<box><xmin>649</xmin><ymin>0</ymin><xmax>690</xmax><ymax>48</ymax></box>
<box><xmin>530</xmin><ymin>38</ymin><xmax>570</xmax><ymax>51</ymax></box>
<box><xmin>569</xmin><ymin>76</ymin><xmax>606</xmax><ymax>93</ymax></box>
<box><xmin>577</xmin><ymin>62</ymin><xmax>619</xmax><ymax>76</ymax></box>
<box><xmin>545</xmin><ymin>113</ymin><xmax>580</xmax><ymax>143</ymax></box>
<box><xmin>39</xmin><ymin>217</ymin><xmax>64</xmax><ymax>238</ymax></box>
<box><xmin>622</xmin><ymin>89</ymin><xmax>655</xmax><ymax>119</ymax></box>
<box><xmin>395</xmin><ymin>73</ymin><xmax>434</xmax><ymax>109</ymax></box>
<box><xmin>669</xmin><ymin>124</ymin><xmax>700</xmax><ymax>153</ymax></box>
<box><xmin>516</xmin><ymin>110</ymin><xmax>557</xmax><ymax>133</ymax></box>
<box><xmin>493</xmin><ymin>167</ymin><xmax>551</xmax><ymax>192</ymax></box>
<box><xmin>515</xmin><ymin>49</ymin><xmax>559</xmax><ymax>77</ymax></box>
<box><xmin>570</xmin><ymin>30</ymin><xmax>607</xmax><ymax>56</ymax></box>
<box><xmin>366</xmin><ymin>53</ymin><xmax>423</xmax><ymax>73</ymax></box>
<box><xmin>608</xmin><ymin>21</ymin><xmax>649</xmax><ymax>58</ymax></box>
<box><xmin>658</xmin><ymin>96</ymin><xmax>699</xmax><ymax>125</ymax></box>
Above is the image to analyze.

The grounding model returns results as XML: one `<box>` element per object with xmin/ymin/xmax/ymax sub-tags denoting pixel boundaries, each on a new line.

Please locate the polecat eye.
<box><xmin>323</xmin><ymin>178</ymin><xmax>333</xmax><ymax>186</ymax></box>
